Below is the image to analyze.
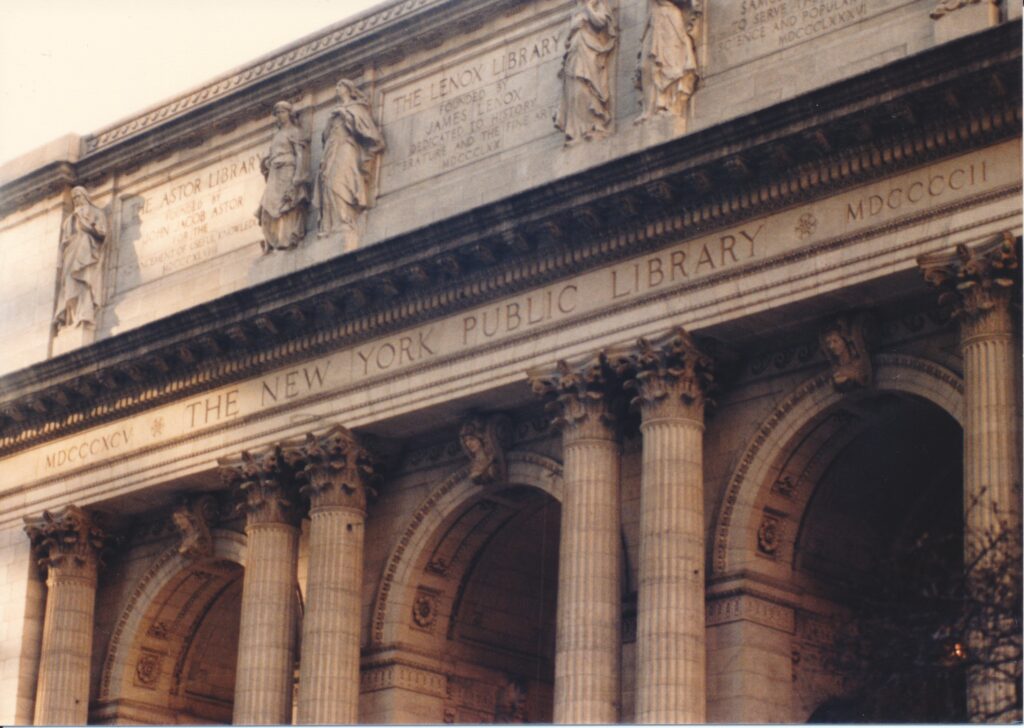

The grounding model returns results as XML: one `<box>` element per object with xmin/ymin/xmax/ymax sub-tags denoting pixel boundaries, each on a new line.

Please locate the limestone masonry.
<box><xmin>0</xmin><ymin>0</ymin><xmax>1020</xmax><ymax>724</ymax></box>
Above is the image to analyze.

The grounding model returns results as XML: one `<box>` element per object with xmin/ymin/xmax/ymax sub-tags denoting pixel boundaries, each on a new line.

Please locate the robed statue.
<box><xmin>554</xmin><ymin>0</ymin><xmax>618</xmax><ymax>144</ymax></box>
<box><xmin>315</xmin><ymin>79</ymin><xmax>386</xmax><ymax>239</ymax></box>
<box><xmin>256</xmin><ymin>100</ymin><xmax>310</xmax><ymax>252</ymax></box>
<box><xmin>54</xmin><ymin>186</ymin><xmax>107</xmax><ymax>331</ymax></box>
<box><xmin>636</xmin><ymin>0</ymin><xmax>700</xmax><ymax>124</ymax></box>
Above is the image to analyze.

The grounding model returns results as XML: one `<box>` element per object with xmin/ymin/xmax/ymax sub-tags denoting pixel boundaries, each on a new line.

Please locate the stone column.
<box><xmin>292</xmin><ymin>426</ymin><xmax>376</xmax><ymax>724</ymax></box>
<box><xmin>222</xmin><ymin>447</ymin><xmax>303</xmax><ymax>725</ymax></box>
<box><xmin>25</xmin><ymin>505</ymin><xmax>106</xmax><ymax>726</ymax></box>
<box><xmin>623</xmin><ymin>328</ymin><xmax>714</xmax><ymax>724</ymax></box>
<box><xmin>531</xmin><ymin>356</ymin><xmax>624</xmax><ymax>724</ymax></box>
<box><xmin>920</xmin><ymin>232</ymin><xmax>1022</xmax><ymax>723</ymax></box>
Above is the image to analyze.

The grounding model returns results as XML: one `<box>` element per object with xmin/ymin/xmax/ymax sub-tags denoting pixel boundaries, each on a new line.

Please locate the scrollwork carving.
<box><xmin>458</xmin><ymin>413</ymin><xmax>512</xmax><ymax>485</ymax></box>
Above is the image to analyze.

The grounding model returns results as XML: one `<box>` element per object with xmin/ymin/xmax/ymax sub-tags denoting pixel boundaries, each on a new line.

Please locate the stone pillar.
<box><xmin>222</xmin><ymin>447</ymin><xmax>303</xmax><ymax>725</ymax></box>
<box><xmin>623</xmin><ymin>328</ymin><xmax>714</xmax><ymax>724</ymax></box>
<box><xmin>25</xmin><ymin>506</ymin><xmax>106</xmax><ymax>726</ymax></box>
<box><xmin>292</xmin><ymin>425</ymin><xmax>376</xmax><ymax>724</ymax></box>
<box><xmin>531</xmin><ymin>356</ymin><xmax>624</xmax><ymax>723</ymax></box>
<box><xmin>919</xmin><ymin>232</ymin><xmax>1021</xmax><ymax>723</ymax></box>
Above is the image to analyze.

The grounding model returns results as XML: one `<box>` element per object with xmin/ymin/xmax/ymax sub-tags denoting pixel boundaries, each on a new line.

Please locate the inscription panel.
<box><xmin>10</xmin><ymin>141</ymin><xmax>1019</xmax><ymax>484</ymax></box>
<box><xmin>708</xmin><ymin>0</ymin><xmax>914</xmax><ymax>71</ymax></box>
<box><xmin>116</xmin><ymin>148</ymin><xmax>264</xmax><ymax>291</ymax></box>
<box><xmin>379</xmin><ymin>16</ymin><xmax>564</xmax><ymax>193</ymax></box>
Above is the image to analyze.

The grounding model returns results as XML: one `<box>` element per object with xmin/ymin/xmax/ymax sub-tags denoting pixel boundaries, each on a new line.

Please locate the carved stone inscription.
<box><xmin>23</xmin><ymin>141</ymin><xmax>1018</xmax><ymax>481</ymax></box>
<box><xmin>117</xmin><ymin>148</ymin><xmax>264</xmax><ymax>290</ymax></box>
<box><xmin>379</xmin><ymin>19</ymin><xmax>564</xmax><ymax>192</ymax></box>
<box><xmin>709</xmin><ymin>0</ymin><xmax>913</xmax><ymax>70</ymax></box>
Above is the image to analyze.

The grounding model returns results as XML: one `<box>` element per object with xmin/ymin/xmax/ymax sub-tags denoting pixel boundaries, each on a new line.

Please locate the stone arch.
<box><xmin>370</xmin><ymin>450</ymin><xmax>563</xmax><ymax>650</ymax></box>
<box><xmin>711</xmin><ymin>354</ymin><xmax>964</xmax><ymax>579</ymax></box>
<box><xmin>98</xmin><ymin>529</ymin><xmax>246</xmax><ymax>707</ymax></box>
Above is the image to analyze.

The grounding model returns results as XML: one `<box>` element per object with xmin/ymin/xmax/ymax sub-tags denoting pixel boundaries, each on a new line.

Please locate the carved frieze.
<box><xmin>54</xmin><ymin>187</ymin><xmax>108</xmax><ymax>332</ymax></box>
<box><xmin>171</xmin><ymin>495</ymin><xmax>219</xmax><ymax>560</ymax></box>
<box><xmin>315</xmin><ymin>79</ymin><xmax>386</xmax><ymax>246</ymax></box>
<box><xmin>220</xmin><ymin>447</ymin><xmax>302</xmax><ymax>526</ymax></box>
<box><xmin>257</xmin><ymin>101</ymin><xmax>310</xmax><ymax>252</ymax></box>
<box><xmin>818</xmin><ymin>314</ymin><xmax>873</xmax><ymax>391</ymax></box>
<box><xmin>554</xmin><ymin>0</ymin><xmax>618</xmax><ymax>144</ymax></box>
<box><xmin>636</xmin><ymin>0</ymin><xmax>701</xmax><ymax>127</ymax></box>
<box><xmin>458</xmin><ymin>413</ymin><xmax>512</xmax><ymax>485</ymax></box>
<box><xmin>288</xmin><ymin>424</ymin><xmax>377</xmax><ymax>512</ymax></box>
<box><xmin>25</xmin><ymin>505</ymin><xmax>107</xmax><ymax>576</ymax></box>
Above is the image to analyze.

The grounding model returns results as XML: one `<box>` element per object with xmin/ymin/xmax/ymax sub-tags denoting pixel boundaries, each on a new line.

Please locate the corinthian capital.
<box><xmin>918</xmin><ymin>232</ymin><xmax>1018</xmax><ymax>330</ymax></box>
<box><xmin>616</xmin><ymin>327</ymin><xmax>715</xmax><ymax>420</ymax></box>
<box><xmin>528</xmin><ymin>354</ymin><xmax>625</xmax><ymax>440</ymax></box>
<box><xmin>287</xmin><ymin>425</ymin><xmax>377</xmax><ymax>512</ymax></box>
<box><xmin>25</xmin><ymin>505</ymin><xmax>107</xmax><ymax>576</ymax></box>
<box><xmin>221</xmin><ymin>446</ymin><xmax>302</xmax><ymax>526</ymax></box>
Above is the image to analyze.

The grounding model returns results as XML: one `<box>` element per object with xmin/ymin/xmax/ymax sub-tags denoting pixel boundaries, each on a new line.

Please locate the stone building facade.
<box><xmin>0</xmin><ymin>1</ymin><xmax>1020</xmax><ymax>724</ymax></box>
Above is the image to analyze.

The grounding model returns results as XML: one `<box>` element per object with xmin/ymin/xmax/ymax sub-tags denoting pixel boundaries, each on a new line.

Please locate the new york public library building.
<box><xmin>0</xmin><ymin>0</ymin><xmax>1021</xmax><ymax>725</ymax></box>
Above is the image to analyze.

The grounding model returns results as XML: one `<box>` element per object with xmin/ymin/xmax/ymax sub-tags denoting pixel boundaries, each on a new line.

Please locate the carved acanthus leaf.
<box><xmin>25</xmin><ymin>505</ymin><xmax>107</xmax><ymax>574</ymax></box>
<box><xmin>617</xmin><ymin>327</ymin><xmax>715</xmax><ymax>417</ymax></box>
<box><xmin>918</xmin><ymin>232</ymin><xmax>1018</xmax><ymax>320</ymax></box>
<box><xmin>528</xmin><ymin>354</ymin><xmax>625</xmax><ymax>437</ymax></box>
<box><xmin>221</xmin><ymin>446</ymin><xmax>302</xmax><ymax>526</ymax></box>
<box><xmin>288</xmin><ymin>424</ymin><xmax>377</xmax><ymax>512</ymax></box>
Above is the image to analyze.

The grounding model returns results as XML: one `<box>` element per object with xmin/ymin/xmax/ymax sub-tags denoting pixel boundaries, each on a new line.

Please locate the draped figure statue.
<box><xmin>637</xmin><ymin>0</ymin><xmax>700</xmax><ymax>123</ymax></box>
<box><xmin>256</xmin><ymin>100</ymin><xmax>310</xmax><ymax>252</ymax></box>
<box><xmin>554</xmin><ymin>0</ymin><xmax>618</xmax><ymax>144</ymax></box>
<box><xmin>54</xmin><ymin>187</ymin><xmax>107</xmax><ymax>331</ymax></box>
<box><xmin>315</xmin><ymin>79</ymin><xmax>385</xmax><ymax>239</ymax></box>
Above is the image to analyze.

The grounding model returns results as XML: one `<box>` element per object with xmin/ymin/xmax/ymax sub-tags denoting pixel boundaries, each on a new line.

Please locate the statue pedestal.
<box><xmin>51</xmin><ymin>324</ymin><xmax>95</xmax><ymax>358</ymax></box>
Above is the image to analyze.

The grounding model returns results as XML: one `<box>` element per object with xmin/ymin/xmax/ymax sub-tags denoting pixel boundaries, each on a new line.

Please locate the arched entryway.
<box><xmin>367</xmin><ymin>452</ymin><xmax>563</xmax><ymax>723</ymax></box>
<box><xmin>709</xmin><ymin>356</ymin><xmax>970</xmax><ymax>723</ymax></box>
<box><xmin>96</xmin><ymin>530</ymin><xmax>249</xmax><ymax>724</ymax></box>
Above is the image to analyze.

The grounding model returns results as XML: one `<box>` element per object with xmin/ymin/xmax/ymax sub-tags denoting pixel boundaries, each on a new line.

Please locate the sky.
<box><xmin>0</xmin><ymin>0</ymin><xmax>384</xmax><ymax>167</ymax></box>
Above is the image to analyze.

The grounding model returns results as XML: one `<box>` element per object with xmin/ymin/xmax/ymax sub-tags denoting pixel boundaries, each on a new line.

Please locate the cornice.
<box><xmin>0</xmin><ymin>24</ymin><xmax>1019</xmax><ymax>454</ymax></box>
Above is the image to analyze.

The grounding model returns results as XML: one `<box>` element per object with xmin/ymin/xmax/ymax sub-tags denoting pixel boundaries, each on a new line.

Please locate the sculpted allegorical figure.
<box><xmin>315</xmin><ymin>79</ymin><xmax>386</xmax><ymax>242</ymax></box>
<box><xmin>54</xmin><ymin>186</ymin><xmax>107</xmax><ymax>331</ymax></box>
<box><xmin>819</xmin><ymin>315</ymin><xmax>873</xmax><ymax>391</ymax></box>
<box><xmin>554</xmin><ymin>0</ymin><xmax>618</xmax><ymax>144</ymax></box>
<box><xmin>256</xmin><ymin>101</ymin><xmax>310</xmax><ymax>252</ymax></box>
<box><xmin>458</xmin><ymin>414</ymin><xmax>512</xmax><ymax>485</ymax></box>
<box><xmin>636</xmin><ymin>0</ymin><xmax>700</xmax><ymax>124</ymax></box>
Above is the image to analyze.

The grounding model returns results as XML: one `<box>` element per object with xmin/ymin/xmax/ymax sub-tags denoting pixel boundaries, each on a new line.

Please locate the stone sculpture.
<box><xmin>819</xmin><ymin>314</ymin><xmax>872</xmax><ymax>390</ymax></box>
<box><xmin>54</xmin><ymin>187</ymin><xmax>107</xmax><ymax>331</ymax></box>
<box><xmin>636</xmin><ymin>0</ymin><xmax>700</xmax><ymax>124</ymax></box>
<box><xmin>458</xmin><ymin>413</ymin><xmax>512</xmax><ymax>485</ymax></box>
<box><xmin>171</xmin><ymin>495</ymin><xmax>218</xmax><ymax>560</ymax></box>
<box><xmin>256</xmin><ymin>101</ymin><xmax>310</xmax><ymax>252</ymax></box>
<box><xmin>315</xmin><ymin>79</ymin><xmax>386</xmax><ymax>241</ymax></box>
<box><xmin>554</xmin><ymin>0</ymin><xmax>618</xmax><ymax>144</ymax></box>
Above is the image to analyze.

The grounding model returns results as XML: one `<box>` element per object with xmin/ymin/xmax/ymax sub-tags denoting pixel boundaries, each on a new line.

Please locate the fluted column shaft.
<box><xmin>299</xmin><ymin>505</ymin><xmax>364</xmax><ymax>723</ymax></box>
<box><xmin>26</xmin><ymin>506</ymin><xmax>105</xmax><ymax>726</ymax></box>
<box><xmin>224</xmin><ymin>449</ymin><xmax>302</xmax><ymax>725</ymax></box>
<box><xmin>920</xmin><ymin>233</ymin><xmax>1021</xmax><ymax>723</ymax></box>
<box><xmin>557</xmin><ymin>414</ymin><xmax>622</xmax><ymax>723</ymax></box>
<box><xmin>626</xmin><ymin>328</ymin><xmax>714</xmax><ymax>724</ymax></box>
<box><xmin>532</xmin><ymin>359</ymin><xmax>623</xmax><ymax>724</ymax></box>
<box><xmin>961</xmin><ymin>300</ymin><xmax>1021</xmax><ymax>723</ymax></box>
<box><xmin>294</xmin><ymin>426</ymin><xmax>375</xmax><ymax>724</ymax></box>
<box><xmin>636</xmin><ymin>405</ymin><xmax>705</xmax><ymax>722</ymax></box>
